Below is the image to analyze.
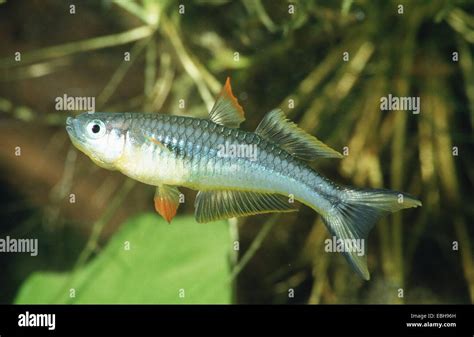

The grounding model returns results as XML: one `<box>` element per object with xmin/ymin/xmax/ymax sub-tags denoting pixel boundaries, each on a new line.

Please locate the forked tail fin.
<box><xmin>321</xmin><ymin>188</ymin><xmax>422</xmax><ymax>280</ymax></box>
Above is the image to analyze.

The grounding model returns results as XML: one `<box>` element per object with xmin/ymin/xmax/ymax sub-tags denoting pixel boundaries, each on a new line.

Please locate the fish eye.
<box><xmin>86</xmin><ymin>120</ymin><xmax>106</xmax><ymax>139</ymax></box>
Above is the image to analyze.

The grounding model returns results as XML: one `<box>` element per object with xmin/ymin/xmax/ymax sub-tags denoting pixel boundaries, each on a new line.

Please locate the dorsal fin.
<box><xmin>255</xmin><ymin>109</ymin><xmax>343</xmax><ymax>160</ymax></box>
<box><xmin>209</xmin><ymin>77</ymin><xmax>245</xmax><ymax>128</ymax></box>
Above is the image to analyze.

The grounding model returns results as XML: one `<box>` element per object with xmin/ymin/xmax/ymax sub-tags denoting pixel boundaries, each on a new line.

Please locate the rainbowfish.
<box><xmin>66</xmin><ymin>78</ymin><xmax>421</xmax><ymax>280</ymax></box>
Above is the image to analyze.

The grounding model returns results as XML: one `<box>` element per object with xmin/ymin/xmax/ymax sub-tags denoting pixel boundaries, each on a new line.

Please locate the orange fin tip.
<box><xmin>222</xmin><ymin>77</ymin><xmax>245</xmax><ymax>118</ymax></box>
<box><xmin>154</xmin><ymin>196</ymin><xmax>178</xmax><ymax>223</ymax></box>
<box><xmin>153</xmin><ymin>185</ymin><xmax>181</xmax><ymax>223</ymax></box>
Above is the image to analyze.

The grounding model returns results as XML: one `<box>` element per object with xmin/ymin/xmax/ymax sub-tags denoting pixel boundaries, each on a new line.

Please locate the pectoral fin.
<box><xmin>194</xmin><ymin>189</ymin><xmax>297</xmax><ymax>223</ymax></box>
<box><xmin>255</xmin><ymin>109</ymin><xmax>343</xmax><ymax>160</ymax></box>
<box><xmin>208</xmin><ymin>77</ymin><xmax>245</xmax><ymax>128</ymax></box>
<box><xmin>154</xmin><ymin>185</ymin><xmax>181</xmax><ymax>223</ymax></box>
<box><xmin>143</xmin><ymin>132</ymin><xmax>173</xmax><ymax>153</ymax></box>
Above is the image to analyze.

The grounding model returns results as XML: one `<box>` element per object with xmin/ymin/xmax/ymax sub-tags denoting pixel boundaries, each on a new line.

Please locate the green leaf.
<box><xmin>15</xmin><ymin>214</ymin><xmax>232</xmax><ymax>304</ymax></box>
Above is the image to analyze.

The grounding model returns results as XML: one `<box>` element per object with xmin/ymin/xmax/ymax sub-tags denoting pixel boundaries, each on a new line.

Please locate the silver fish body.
<box><xmin>115</xmin><ymin>113</ymin><xmax>333</xmax><ymax>213</ymax></box>
<box><xmin>66</xmin><ymin>79</ymin><xmax>421</xmax><ymax>280</ymax></box>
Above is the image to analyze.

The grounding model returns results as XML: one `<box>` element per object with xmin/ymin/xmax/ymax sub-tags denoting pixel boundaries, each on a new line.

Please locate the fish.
<box><xmin>66</xmin><ymin>77</ymin><xmax>422</xmax><ymax>280</ymax></box>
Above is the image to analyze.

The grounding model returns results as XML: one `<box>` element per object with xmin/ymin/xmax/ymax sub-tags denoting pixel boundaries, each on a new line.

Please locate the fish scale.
<box><xmin>143</xmin><ymin>113</ymin><xmax>333</xmax><ymax>211</ymax></box>
<box><xmin>165</xmin><ymin>116</ymin><xmax>306</xmax><ymax>187</ymax></box>
<box><xmin>115</xmin><ymin>114</ymin><xmax>318</xmax><ymax>209</ymax></box>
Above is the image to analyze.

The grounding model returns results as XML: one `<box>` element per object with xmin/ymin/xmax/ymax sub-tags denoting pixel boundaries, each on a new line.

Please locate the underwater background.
<box><xmin>0</xmin><ymin>0</ymin><xmax>473</xmax><ymax>304</ymax></box>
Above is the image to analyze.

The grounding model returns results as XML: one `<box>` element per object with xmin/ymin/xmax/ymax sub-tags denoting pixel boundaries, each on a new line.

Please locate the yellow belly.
<box><xmin>114</xmin><ymin>142</ymin><xmax>190</xmax><ymax>186</ymax></box>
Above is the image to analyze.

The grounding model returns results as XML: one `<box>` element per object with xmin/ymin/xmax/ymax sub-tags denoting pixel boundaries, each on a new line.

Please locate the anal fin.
<box><xmin>194</xmin><ymin>189</ymin><xmax>297</xmax><ymax>223</ymax></box>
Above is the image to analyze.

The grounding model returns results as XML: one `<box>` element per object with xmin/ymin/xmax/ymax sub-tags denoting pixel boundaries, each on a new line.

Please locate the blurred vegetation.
<box><xmin>15</xmin><ymin>214</ymin><xmax>231</xmax><ymax>304</ymax></box>
<box><xmin>0</xmin><ymin>0</ymin><xmax>473</xmax><ymax>304</ymax></box>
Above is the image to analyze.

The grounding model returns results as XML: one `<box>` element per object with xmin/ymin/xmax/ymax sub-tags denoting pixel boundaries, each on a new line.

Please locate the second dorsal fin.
<box><xmin>255</xmin><ymin>109</ymin><xmax>343</xmax><ymax>160</ymax></box>
<box><xmin>209</xmin><ymin>77</ymin><xmax>245</xmax><ymax>128</ymax></box>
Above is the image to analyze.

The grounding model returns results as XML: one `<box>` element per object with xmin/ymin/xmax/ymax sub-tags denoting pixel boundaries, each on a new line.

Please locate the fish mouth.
<box><xmin>66</xmin><ymin>117</ymin><xmax>89</xmax><ymax>156</ymax></box>
<box><xmin>65</xmin><ymin>117</ymin><xmax>76</xmax><ymax>137</ymax></box>
<box><xmin>65</xmin><ymin>117</ymin><xmax>85</xmax><ymax>149</ymax></box>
